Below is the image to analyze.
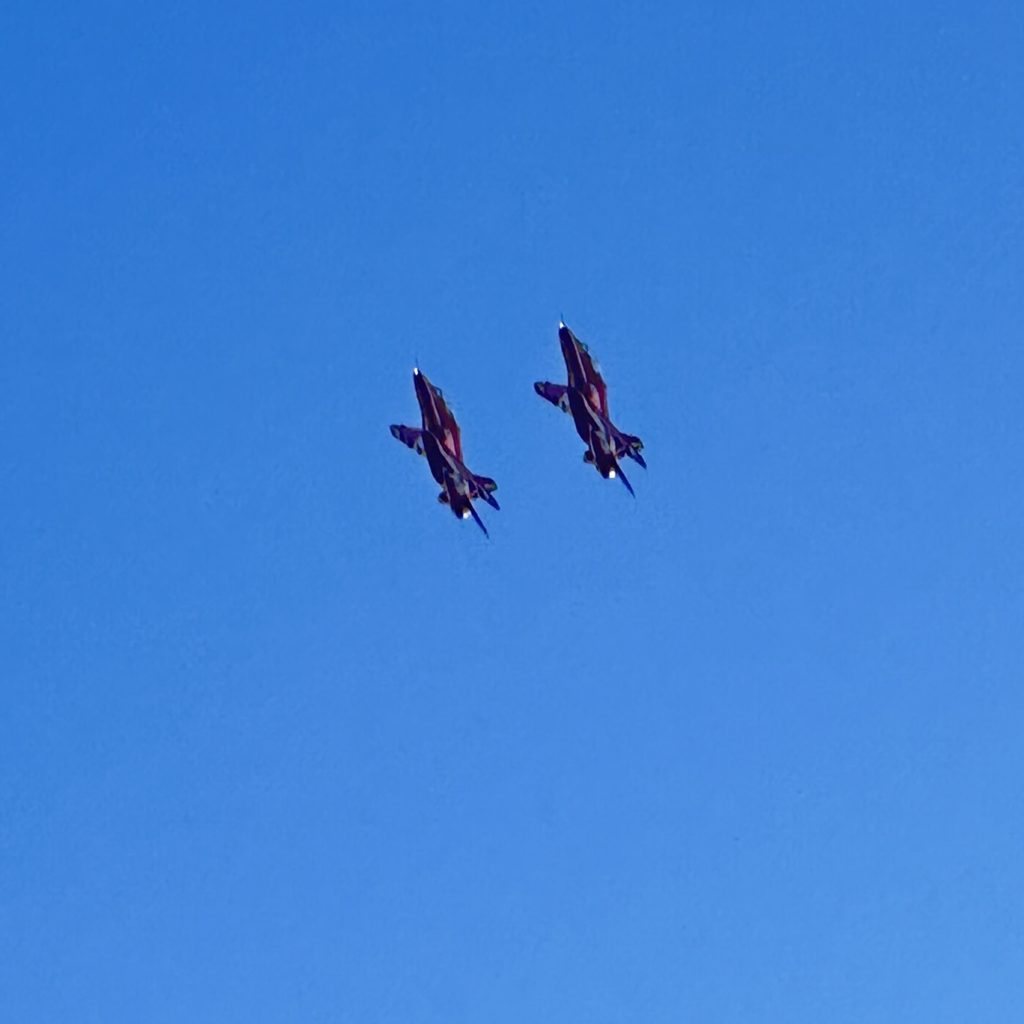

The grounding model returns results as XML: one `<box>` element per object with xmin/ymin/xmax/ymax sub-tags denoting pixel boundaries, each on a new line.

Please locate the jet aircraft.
<box><xmin>534</xmin><ymin>321</ymin><xmax>646</xmax><ymax>495</ymax></box>
<box><xmin>390</xmin><ymin>367</ymin><xmax>499</xmax><ymax>536</ymax></box>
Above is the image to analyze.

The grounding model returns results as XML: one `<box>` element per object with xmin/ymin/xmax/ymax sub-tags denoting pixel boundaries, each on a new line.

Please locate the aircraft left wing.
<box><xmin>534</xmin><ymin>381</ymin><xmax>570</xmax><ymax>412</ymax></box>
<box><xmin>390</xmin><ymin>424</ymin><xmax>425</xmax><ymax>455</ymax></box>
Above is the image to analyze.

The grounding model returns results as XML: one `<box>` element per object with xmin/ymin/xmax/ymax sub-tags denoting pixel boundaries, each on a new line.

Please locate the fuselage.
<box><xmin>421</xmin><ymin>428</ymin><xmax>459</xmax><ymax>487</ymax></box>
<box><xmin>559</xmin><ymin>324</ymin><xmax>603</xmax><ymax>416</ymax></box>
<box><xmin>419</xmin><ymin>429</ymin><xmax>474</xmax><ymax>516</ymax></box>
<box><xmin>558</xmin><ymin>325</ymin><xmax>588</xmax><ymax>391</ymax></box>
<box><xmin>567</xmin><ymin>385</ymin><xmax>610</xmax><ymax>447</ymax></box>
<box><xmin>413</xmin><ymin>369</ymin><xmax>442</xmax><ymax>431</ymax></box>
<box><xmin>413</xmin><ymin>369</ymin><xmax>460</xmax><ymax>460</ymax></box>
<box><xmin>566</xmin><ymin>386</ymin><xmax>618</xmax><ymax>479</ymax></box>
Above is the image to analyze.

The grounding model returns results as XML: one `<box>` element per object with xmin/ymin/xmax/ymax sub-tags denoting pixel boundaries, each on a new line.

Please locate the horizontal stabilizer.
<box><xmin>620</xmin><ymin>444</ymin><xmax>647</xmax><ymax>469</ymax></box>
<box><xmin>614</xmin><ymin>431</ymin><xmax>646</xmax><ymax>468</ymax></box>
<box><xmin>472</xmin><ymin>475</ymin><xmax>500</xmax><ymax>509</ymax></box>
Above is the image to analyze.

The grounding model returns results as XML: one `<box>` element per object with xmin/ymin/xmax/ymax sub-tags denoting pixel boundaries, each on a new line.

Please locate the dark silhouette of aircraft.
<box><xmin>534</xmin><ymin>321</ymin><xmax>646</xmax><ymax>495</ymax></box>
<box><xmin>390</xmin><ymin>367</ymin><xmax>498</xmax><ymax>536</ymax></box>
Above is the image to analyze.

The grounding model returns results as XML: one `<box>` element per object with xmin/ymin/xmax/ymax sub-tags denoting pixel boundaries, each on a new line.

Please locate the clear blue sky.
<box><xmin>3</xmin><ymin>2</ymin><xmax>1023</xmax><ymax>1020</ymax></box>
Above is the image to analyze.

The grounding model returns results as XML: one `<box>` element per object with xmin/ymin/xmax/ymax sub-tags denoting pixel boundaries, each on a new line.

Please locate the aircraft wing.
<box><xmin>561</xmin><ymin>324</ymin><xmax>609</xmax><ymax>417</ymax></box>
<box><xmin>390</xmin><ymin>424</ymin><xmax>424</xmax><ymax>454</ymax></box>
<box><xmin>534</xmin><ymin>381</ymin><xmax>570</xmax><ymax>411</ymax></box>
<box><xmin>579</xmin><ymin>347</ymin><xmax>609</xmax><ymax>418</ymax></box>
<box><xmin>430</xmin><ymin>382</ymin><xmax>464</xmax><ymax>461</ymax></box>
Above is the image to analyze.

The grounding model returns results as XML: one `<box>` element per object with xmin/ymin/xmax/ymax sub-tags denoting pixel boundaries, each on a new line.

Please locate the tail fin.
<box><xmin>467</xmin><ymin>501</ymin><xmax>489</xmax><ymax>538</ymax></box>
<box><xmin>614</xmin><ymin>461</ymin><xmax>636</xmax><ymax>497</ymax></box>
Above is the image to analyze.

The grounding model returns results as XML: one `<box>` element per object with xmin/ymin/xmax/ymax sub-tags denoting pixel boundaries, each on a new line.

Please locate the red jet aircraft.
<box><xmin>534</xmin><ymin>321</ymin><xmax>646</xmax><ymax>495</ymax></box>
<box><xmin>390</xmin><ymin>368</ymin><xmax>499</xmax><ymax>536</ymax></box>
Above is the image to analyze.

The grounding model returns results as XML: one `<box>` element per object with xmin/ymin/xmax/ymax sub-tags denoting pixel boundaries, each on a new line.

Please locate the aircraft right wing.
<box><xmin>579</xmin><ymin>347</ymin><xmax>609</xmax><ymax>418</ymax></box>
<box><xmin>430</xmin><ymin>383</ymin><xmax>464</xmax><ymax>461</ymax></box>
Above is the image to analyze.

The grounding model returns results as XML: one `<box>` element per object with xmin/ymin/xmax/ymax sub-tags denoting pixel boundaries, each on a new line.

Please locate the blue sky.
<box><xmin>2</xmin><ymin>1</ymin><xmax>1024</xmax><ymax>1020</ymax></box>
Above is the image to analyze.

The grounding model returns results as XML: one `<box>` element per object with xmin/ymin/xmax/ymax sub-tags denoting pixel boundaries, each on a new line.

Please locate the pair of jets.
<box><xmin>390</xmin><ymin>321</ymin><xmax>647</xmax><ymax>536</ymax></box>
